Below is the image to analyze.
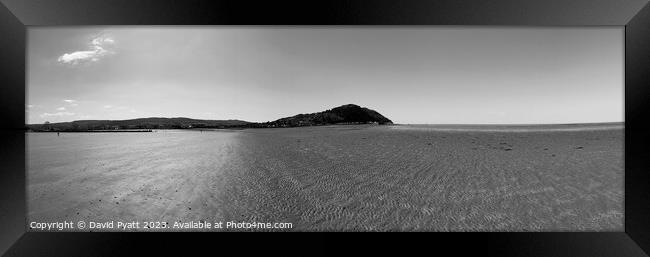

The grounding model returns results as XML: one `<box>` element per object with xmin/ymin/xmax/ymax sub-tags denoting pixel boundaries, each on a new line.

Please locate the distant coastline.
<box><xmin>26</xmin><ymin>104</ymin><xmax>392</xmax><ymax>132</ymax></box>
<box><xmin>26</xmin><ymin>103</ymin><xmax>622</xmax><ymax>133</ymax></box>
<box><xmin>27</xmin><ymin>122</ymin><xmax>624</xmax><ymax>133</ymax></box>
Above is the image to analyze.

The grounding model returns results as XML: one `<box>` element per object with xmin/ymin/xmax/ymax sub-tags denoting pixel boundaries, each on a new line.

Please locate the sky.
<box><xmin>27</xmin><ymin>27</ymin><xmax>623</xmax><ymax>124</ymax></box>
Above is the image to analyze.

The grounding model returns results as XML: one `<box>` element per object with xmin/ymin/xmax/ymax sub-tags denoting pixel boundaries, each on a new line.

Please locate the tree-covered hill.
<box><xmin>26</xmin><ymin>104</ymin><xmax>393</xmax><ymax>131</ymax></box>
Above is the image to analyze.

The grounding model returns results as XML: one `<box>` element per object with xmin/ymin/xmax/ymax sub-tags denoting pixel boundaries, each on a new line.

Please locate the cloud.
<box><xmin>104</xmin><ymin>105</ymin><xmax>112</xmax><ymax>108</ymax></box>
<box><xmin>26</xmin><ymin>104</ymin><xmax>37</xmax><ymax>112</ymax></box>
<box><xmin>57</xmin><ymin>34</ymin><xmax>116</xmax><ymax>65</ymax></box>
<box><xmin>63</xmin><ymin>99</ymin><xmax>79</xmax><ymax>107</ymax></box>
<box><xmin>40</xmin><ymin>112</ymin><xmax>75</xmax><ymax>118</ymax></box>
<box><xmin>56</xmin><ymin>107</ymin><xmax>66</xmax><ymax>111</ymax></box>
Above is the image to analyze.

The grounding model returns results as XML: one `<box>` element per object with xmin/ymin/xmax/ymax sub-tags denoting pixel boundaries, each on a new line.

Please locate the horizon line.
<box><xmin>26</xmin><ymin>117</ymin><xmax>624</xmax><ymax>126</ymax></box>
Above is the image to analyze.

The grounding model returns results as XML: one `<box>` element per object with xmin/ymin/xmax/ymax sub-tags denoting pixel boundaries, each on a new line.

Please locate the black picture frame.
<box><xmin>1</xmin><ymin>0</ymin><xmax>649</xmax><ymax>256</ymax></box>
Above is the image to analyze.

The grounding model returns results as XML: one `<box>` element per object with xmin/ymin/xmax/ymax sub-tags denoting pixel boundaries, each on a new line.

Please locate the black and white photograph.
<box><xmin>26</xmin><ymin>27</ymin><xmax>624</xmax><ymax>232</ymax></box>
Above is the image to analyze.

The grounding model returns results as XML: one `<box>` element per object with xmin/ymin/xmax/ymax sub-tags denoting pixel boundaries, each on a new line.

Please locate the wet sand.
<box><xmin>27</xmin><ymin>124</ymin><xmax>623</xmax><ymax>231</ymax></box>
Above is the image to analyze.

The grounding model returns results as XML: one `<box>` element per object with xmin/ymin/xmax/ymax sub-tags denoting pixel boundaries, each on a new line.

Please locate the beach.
<box><xmin>27</xmin><ymin>124</ymin><xmax>624</xmax><ymax>231</ymax></box>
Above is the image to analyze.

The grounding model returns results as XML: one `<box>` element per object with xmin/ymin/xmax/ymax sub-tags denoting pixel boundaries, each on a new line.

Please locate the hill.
<box><xmin>248</xmin><ymin>104</ymin><xmax>393</xmax><ymax>128</ymax></box>
<box><xmin>26</xmin><ymin>104</ymin><xmax>393</xmax><ymax>131</ymax></box>
<box><xmin>27</xmin><ymin>118</ymin><xmax>250</xmax><ymax>131</ymax></box>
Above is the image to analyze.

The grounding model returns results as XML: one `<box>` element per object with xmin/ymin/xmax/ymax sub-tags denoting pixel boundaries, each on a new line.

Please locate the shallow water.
<box><xmin>27</xmin><ymin>125</ymin><xmax>624</xmax><ymax>231</ymax></box>
<box><xmin>390</xmin><ymin>122</ymin><xmax>624</xmax><ymax>132</ymax></box>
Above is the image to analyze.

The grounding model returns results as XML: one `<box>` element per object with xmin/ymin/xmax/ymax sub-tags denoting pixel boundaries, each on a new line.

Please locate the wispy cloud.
<box><xmin>56</xmin><ymin>107</ymin><xmax>66</xmax><ymax>111</ymax></box>
<box><xmin>63</xmin><ymin>99</ymin><xmax>79</xmax><ymax>107</ymax></box>
<box><xmin>57</xmin><ymin>34</ymin><xmax>116</xmax><ymax>65</ymax></box>
<box><xmin>40</xmin><ymin>112</ymin><xmax>75</xmax><ymax>118</ymax></box>
<box><xmin>104</xmin><ymin>105</ymin><xmax>112</xmax><ymax>109</ymax></box>
<box><xmin>26</xmin><ymin>104</ymin><xmax>37</xmax><ymax>113</ymax></box>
